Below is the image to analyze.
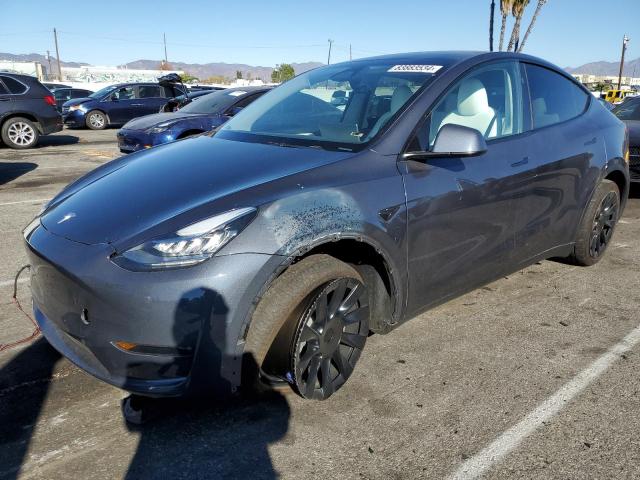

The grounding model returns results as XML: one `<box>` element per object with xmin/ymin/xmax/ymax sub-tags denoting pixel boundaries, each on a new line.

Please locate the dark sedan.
<box><xmin>117</xmin><ymin>87</ymin><xmax>269</xmax><ymax>153</ymax></box>
<box><xmin>25</xmin><ymin>52</ymin><xmax>629</xmax><ymax>412</ymax></box>
<box><xmin>52</xmin><ymin>87</ymin><xmax>94</xmax><ymax>112</ymax></box>
<box><xmin>613</xmin><ymin>97</ymin><xmax>640</xmax><ymax>182</ymax></box>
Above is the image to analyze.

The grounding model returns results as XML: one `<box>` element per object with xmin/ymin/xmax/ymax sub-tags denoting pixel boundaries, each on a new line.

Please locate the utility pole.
<box><xmin>489</xmin><ymin>0</ymin><xmax>495</xmax><ymax>52</ymax></box>
<box><xmin>53</xmin><ymin>28</ymin><xmax>62</xmax><ymax>81</ymax></box>
<box><xmin>327</xmin><ymin>39</ymin><xmax>334</xmax><ymax>65</ymax></box>
<box><xmin>163</xmin><ymin>33</ymin><xmax>168</xmax><ymax>65</ymax></box>
<box><xmin>617</xmin><ymin>34</ymin><xmax>630</xmax><ymax>90</ymax></box>
<box><xmin>349</xmin><ymin>44</ymin><xmax>352</xmax><ymax>61</ymax></box>
<box><xmin>46</xmin><ymin>50</ymin><xmax>52</xmax><ymax>80</ymax></box>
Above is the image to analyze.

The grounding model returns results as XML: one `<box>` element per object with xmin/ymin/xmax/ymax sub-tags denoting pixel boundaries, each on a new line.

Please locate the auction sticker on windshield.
<box><xmin>387</xmin><ymin>65</ymin><xmax>443</xmax><ymax>73</ymax></box>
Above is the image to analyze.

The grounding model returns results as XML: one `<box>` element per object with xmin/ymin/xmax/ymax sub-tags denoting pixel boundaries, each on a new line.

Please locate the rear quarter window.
<box><xmin>0</xmin><ymin>75</ymin><xmax>28</xmax><ymax>94</ymax></box>
<box><xmin>525</xmin><ymin>64</ymin><xmax>589</xmax><ymax>129</ymax></box>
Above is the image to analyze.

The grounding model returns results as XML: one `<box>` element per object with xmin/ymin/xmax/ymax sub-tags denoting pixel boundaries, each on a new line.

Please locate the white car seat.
<box><xmin>439</xmin><ymin>78</ymin><xmax>497</xmax><ymax>139</ymax></box>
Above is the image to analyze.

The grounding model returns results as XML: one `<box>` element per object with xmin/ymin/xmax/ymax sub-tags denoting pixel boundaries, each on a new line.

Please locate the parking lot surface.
<box><xmin>1</xmin><ymin>129</ymin><xmax>639</xmax><ymax>479</ymax></box>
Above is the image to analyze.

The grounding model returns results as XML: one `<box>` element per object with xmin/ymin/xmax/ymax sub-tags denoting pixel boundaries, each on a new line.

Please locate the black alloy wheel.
<box><xmin>589</xmin><ymin>190</ymin><xmax>619</xmax><ymax>258</ymax></box>
<box><xmin>291</xmin><ymin>278</ymin><xmax>369</xmax><ymax>400</ymax></box>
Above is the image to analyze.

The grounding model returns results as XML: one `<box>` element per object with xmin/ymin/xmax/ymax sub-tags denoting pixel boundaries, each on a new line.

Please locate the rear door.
<box><xmin>510</xmin><ymin>63</ymin><xmax>598</xmax><ymax>264</ymax></box>
<box><xmin>401</xmin><ymin>60</ymin><xmax>530</xmax><ymax>314</ymax></box>
<box><xmin>136</xmin><ymin>85</ymin><xmax>166</xmax><ymax>116</ymax></box>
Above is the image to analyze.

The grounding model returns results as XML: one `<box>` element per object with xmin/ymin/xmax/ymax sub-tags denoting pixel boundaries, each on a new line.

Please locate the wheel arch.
<box><xmin>604</xmin><ymin>167</ymin><xmax>629</xmax><ymax>206</ymax></box>
<box><xmin>241</xmin><ymin>233</ymin><xmax>403</xmax><ymax>346</ymax></box>
<box><xmin>0</xmin><ymin>112</ymin><xmax>42</xmax><ymax>133</ymax></box>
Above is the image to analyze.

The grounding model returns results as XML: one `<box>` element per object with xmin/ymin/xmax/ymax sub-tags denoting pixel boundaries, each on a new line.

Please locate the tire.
<box><xmin>1</xmin><ymin>117</ymin><xmax>39</xmax><ymax>149</ymax></box>
<box><xmin>244</xmin><ymin>254</ymin><xmax>369</xmax><ymax>400</ymax></box>
<box><xmin>572</xmin><ymin>179</ymin><xmax>620</xmax><ymax>266</ymax></box>
<box><xmin>85</xmin><ymin>110</ymin><xmax>107</xmax><ymax>130</ymax></box>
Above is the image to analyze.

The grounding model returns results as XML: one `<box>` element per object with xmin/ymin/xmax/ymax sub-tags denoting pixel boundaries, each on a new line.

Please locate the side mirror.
<box><xmin>403</xmin><ymin>124</ymin><xmax>487</xmax><ymax>160</ymax></box>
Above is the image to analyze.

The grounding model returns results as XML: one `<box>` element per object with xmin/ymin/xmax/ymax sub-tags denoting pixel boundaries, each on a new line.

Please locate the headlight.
<box><xmin>68</xmin><ymin>105</ymin><xmax>83</xmax><ymax>112</ymax></box>
<box><xmin>147</xmin><ymin>121</ymin><xmax>177</xmax><ymax>134</ymax></box>
<box><xmin>111</xmin><ymin>207</ymin><xmax>256</xmax><ymax>271</ymax></box>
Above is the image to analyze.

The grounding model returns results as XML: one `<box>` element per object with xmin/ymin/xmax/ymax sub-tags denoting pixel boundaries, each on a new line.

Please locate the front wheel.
<box><xmin>244</xmin><ymin>254</ymin><xmax>369</xmax><ymax>400</ymax></box>
<box><xmin>85</xmin><ymin>110</ymin><xmax>107</xmax><ymax>130</ymax></box>
<box><xmin>572</xmin><ymin>179</ymin><xmax>620</xmax><ymax>266</ymax></box>
<box><xmin>1</xmin><ymin>117</ymin><xmax>39</xmax><ymax>149</ymax></box>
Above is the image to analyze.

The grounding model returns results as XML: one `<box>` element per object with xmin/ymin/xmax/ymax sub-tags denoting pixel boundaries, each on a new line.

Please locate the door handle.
<box><xmin>511</xmin><ymin>157</ymin><xmax>529</xmax><ymax>168</ymax></box>
<box><xmin>131</xmin><ymin>103</ymin><xmax>143</xmax><ymax>106</ymax></box>
<box><xmin>584</xmin><ymin>137</ymin><xmax>597</xmax><ymax>146</ymax></box>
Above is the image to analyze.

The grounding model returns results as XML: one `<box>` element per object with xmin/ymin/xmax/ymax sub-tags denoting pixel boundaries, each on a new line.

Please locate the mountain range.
<box><xmin>565</xmin><ymin>57</ymin><xmax>640</xmax><ymax>77</ymax></box>
<box><xmin>0</xmin><ymin>52</ymin><xmax>322</xmax><ymax>81</ymax></box>
<box><xmin>2</xmin><ymin>52</ymin><xmax>639</xmax><ymax>79</ymax></box>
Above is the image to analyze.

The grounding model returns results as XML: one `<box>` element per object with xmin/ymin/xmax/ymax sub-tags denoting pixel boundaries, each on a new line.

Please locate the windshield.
<box><xmin>89</xmin><ymin>85</ymin><xmax>118</xmax><ymax>99</ymax></box>
<box><xmin>179</xmin><ymin>90</ymin><xmax>245</xmax><ymax>114</ymax></box>
<box><xmin>218</xmin><ymin>60</ymin><xmax>439</xmax><ymax>150</ymax></box>
<box><xmin>613</xmin><ymin>101</ymin><xmax>640</xmax><ymax>121</ymax></box>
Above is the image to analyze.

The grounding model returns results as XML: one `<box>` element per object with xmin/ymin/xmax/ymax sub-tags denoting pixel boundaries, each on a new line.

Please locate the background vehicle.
<box><xmin>52</xmin><ymin>87</ymin><xmax>94</xmax><ymax>112</ymax></box>
<box><xmin>159</xmin><ymin>89</ymin><xmax>213</xmax><ymax>113</ymax></box>
<box><xmin>598</xmin><ymin>97</ymin><xmax>615</xmax><ymax>111</ymax></box>
<box><xmin>604</xmin><ymin>89</ymin><xmax>636</xmax><ymax>104</ymax></box>
<box><xmin>26</xmin><ymin>52</ymin><xmax>629</xmax><ymax>405</ymax></box>
<box><xmin>613</xmin><ymin>97</ymin><xmax>640</xmax><ymax>182</ymax></box>
<box><xmin>42</xmin><ymin>82</ymin><xmax>71</xmax><ymax>90</ymax></box>
<box><xmin>0</xmin><ymin>73</ymin><xmax>62</xmax><ymax>149</ymax></box>
<box><xmin>188</xmin><ymin>85</ymin><xmax>226</xmax><ymax>92</ymax></box>
<box><xmin>118</xmin><ymin>87</ymin><xmax>269</xmax><ymax>153</ymax></box>
<box><xmin>62</xmin><ymin>82</ymin><xmax>186</xmax><ymax>130</ymax></box>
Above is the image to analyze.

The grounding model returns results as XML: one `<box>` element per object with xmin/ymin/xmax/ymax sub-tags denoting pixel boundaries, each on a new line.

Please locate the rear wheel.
<box><xmin>572</xmin><ymin>179</ymin><xmax>620</xmax><ymax>266</ymax></box>
<box><xmin>1</xmin><ymin>117</ymin><xmax>39</xmax><ymax>149</ymax></box>
<box><xmin>244</xmin><ymin>254</ymin><xmax>369</xmax><ymax>400</ymax></box>
<box><xmin>85</xmin><ymin>110</ymin><xmax>107</xmax><ymax>130</ymax></box>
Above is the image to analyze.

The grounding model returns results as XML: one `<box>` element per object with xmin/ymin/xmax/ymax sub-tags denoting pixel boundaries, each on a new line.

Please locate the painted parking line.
<box><xmin>448</xmin><ymin>323</ymin><xmax>640</xmax><ymax>480</ymax></box>
<box><xmin>0</xmin><ymin>198</ymin><xmax>49</xmax><ymax>207</ymax></box>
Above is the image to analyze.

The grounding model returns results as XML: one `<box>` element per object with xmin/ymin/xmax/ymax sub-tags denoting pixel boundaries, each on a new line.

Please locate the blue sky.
<box><xmin>0</xmin><ymin>0</ymin><xmax>637</xmax><ymax>69</ymax></box>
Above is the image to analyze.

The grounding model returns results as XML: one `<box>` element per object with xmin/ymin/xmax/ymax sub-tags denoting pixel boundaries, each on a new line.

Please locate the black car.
<box><xmin>613</xmin><ymin>97</ymin><xmax>640</xmax><ymax>182</ymax></box>
<box><xmin>43</xmin><ymin>82</ymin><xmax>71</xmax><ymax>90</ymax></box>
<box><xmin>25</xmin><ymin>52</ymin><xmax>629</xmax><ymax>407</ymax></box>
<box><xmin>52</xmin><ymin>87</ymin><xmax>94</xmax><ymax>112</ymax></box>
<box><xmin>0</xmin><ymin>73</ymin><xmax>62</xmax><ymax>149</ymax></box>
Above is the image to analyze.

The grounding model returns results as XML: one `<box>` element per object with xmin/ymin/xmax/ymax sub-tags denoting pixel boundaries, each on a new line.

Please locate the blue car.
<box><xmin>62</xmin><ymin>82</ymin><xmax>186</xmax><ymax>130</ymax></box>
<box><xmin>117</xmin><ymin>87</ymin><xmax>270</xmax><ymax>153</ymax></box>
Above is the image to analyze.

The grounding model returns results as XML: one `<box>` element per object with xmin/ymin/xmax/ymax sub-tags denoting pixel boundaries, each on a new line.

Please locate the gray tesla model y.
<box><xmin>24</xmin><ymin>52</ymin><xmax>630</xmax><ymax>402</ymax></box>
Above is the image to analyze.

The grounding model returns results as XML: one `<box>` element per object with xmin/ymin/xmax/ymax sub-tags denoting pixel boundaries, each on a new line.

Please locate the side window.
<box><xmin>525</xmin><ymin>64</ymin><xmax>589</xmax><ymax>129</ymax></box>
<box><xmin>54</xmin><ymin>90</ymin><xmax>71</xmax><ymax>101</ymax></box>
<box><xmin>233</xmin><ymin>93</ymin><xmax>261</xmax><ymax>109</ymax></box>
<box><xmin>162</xmin><ymin>86</ymin><xmax>179</xmax><ymax>98</ymax></box>
<box><xmin>113</xmin><ymin>86</ymin><xmax>135</xmax><ymax>100</ymax></box>
<box><xmin>409</xmin><ymin>61</ymin><xmax>524</xmax><ymax>151</ymax></box>
<box><xmin>138</xmin><ymin>85</ymin><xmax>161</xmax><ymax>98</ymax></box>
<box><xmin>0</xmin><ymin>76</ymin><xmax>27</xmax><ymax>94</ymax></box>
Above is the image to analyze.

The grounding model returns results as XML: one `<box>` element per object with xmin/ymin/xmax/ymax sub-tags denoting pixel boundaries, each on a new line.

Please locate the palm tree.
<box><xmin>507</xmin><ymin>0</ymin><xmax>531</xmax><ymax>52</ymax></box>
<box><xmin>489</xmin><ymin>0</ymin><xmax>496</xmax><ymax>51</ymax></box>
<box><xmin>498</xmin><ymin>0</ymin><xmax>514</xmax><ymax>52</ymax></box>
<box><xmin>517</xmin><ymin>0</ymin><xmax>548</xmax><ymax>52</ymax></box>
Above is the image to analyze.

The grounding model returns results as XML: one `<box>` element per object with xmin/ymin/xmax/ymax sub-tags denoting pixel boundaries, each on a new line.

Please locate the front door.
<box><xmin>106</xmin><ymin>86</ymin><xmax>138</xmax><ymax>124</ymax></box>
<box><xmin>401</xmin><ymin>60</ymin><xmax>530</xmax><ymax>315</ymax></box>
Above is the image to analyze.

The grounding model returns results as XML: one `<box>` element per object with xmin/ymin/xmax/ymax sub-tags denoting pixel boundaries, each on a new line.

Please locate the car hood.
<box><xmin>122</xmin><ymin>112</ymin><xmax>211</xmax><ymax>131</ymax></box>
<box><xmin>625</xmin><ymin>120</ymin><xmax>640</xmax><ymax>144</ymax></box>
<box><xmin>41</xmin><ymin>135</ymin><xmax>352</xmax><ymax>247</ymax></box>
<box><xmin>62</xmin><ymin>97</ymin><xmax>94</xmax><ymax>107</ymax></box>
